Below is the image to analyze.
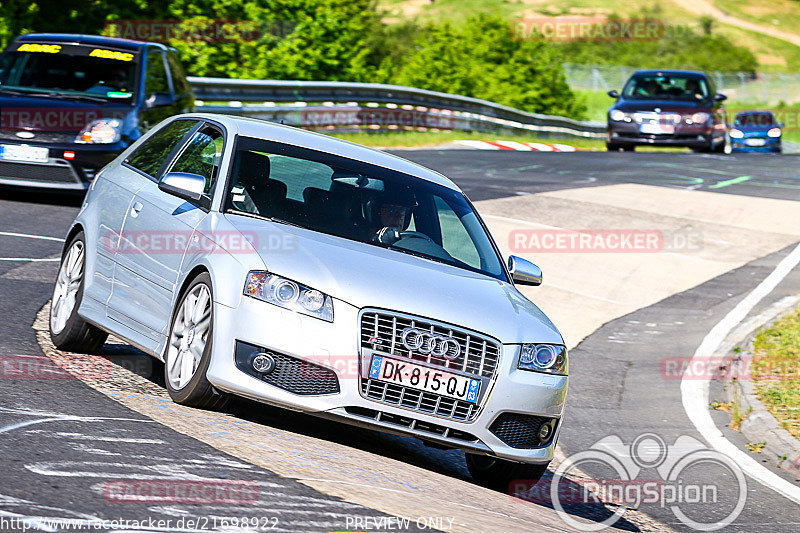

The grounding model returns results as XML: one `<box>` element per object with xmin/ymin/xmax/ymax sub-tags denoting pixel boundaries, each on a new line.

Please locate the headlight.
<box><xmin>518</xmin><ymin>344</ymin><xmax>568</xmax><ymax>375</ymax></box>
<box><xmin>691</xmin><ymin>112</ymin><xmax>710</xmax><ymax>124</ymax></box>
<box><xmin>768</xmin><ymin>127</ymin><xmax>782</xmax><ymax>138</ymax></box>
<box><xmin>609</xmin><ymin>110</ymin><xmax>627</xmax><ymax>122</ymax></box>
<box><xmin>75</xmin><ymin>119</ymin><xmax>122</xmax><ymax>144</ymax></box>
<box><xmin>729</xmin><ymin>129</ymin><xmax>744</xmax><ymax>139</ymax></box>
<box><xmin>244</xmin><ymin>271</ymin><xmax>333</xmax><ymax>322</ymax></box>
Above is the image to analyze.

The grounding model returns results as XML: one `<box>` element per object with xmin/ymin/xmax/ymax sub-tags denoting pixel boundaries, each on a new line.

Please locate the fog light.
<box><xmin>251</xmin><ymin>352</ymin><xmax>276</xmax><ymax>374</ymax></box>
<box><xmin>538</xmin><ymin>422</ymin><xmax>553</xmax><ymax>442</ymax></box>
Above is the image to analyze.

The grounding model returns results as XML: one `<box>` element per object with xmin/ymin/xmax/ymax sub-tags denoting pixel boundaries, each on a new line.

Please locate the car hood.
<box><xmin>224</xmin><ymin>213</ymin><xmax>563</xmax><ymax>345</ymax></box>
<box><xmin>733</xmin><ymin>124</ymin><xmax>775</xmax><ymax>134</ymax></box>
<box><xmin>0</xmin><ymin>94</ymin><xmax>132</xmax><ymax>135</ymax></box>
<box><xmin>612</xmin><ymin>99</ymin><xmax>710</xmax><ymax>113</ymax></box>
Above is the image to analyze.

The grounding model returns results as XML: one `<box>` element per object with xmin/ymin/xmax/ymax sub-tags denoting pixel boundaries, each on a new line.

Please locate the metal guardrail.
<box><xmin>188</xmin><ymin>77</ymin><xmax>606</xmax><ymax>138</ymax></box>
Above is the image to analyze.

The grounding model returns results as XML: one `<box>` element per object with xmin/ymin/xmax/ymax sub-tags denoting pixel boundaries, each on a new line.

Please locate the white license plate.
<box><xmin>640</xmin><ymin>123</ymin><xmax>674</xmax><ymax>135</ymax></box>
<box><xmin>745</xmin><ymin>138</ymin><xmax>766</xmax><ymax>146</ymax></box>
<box><xmin>0</xmin><ymin>144</ymin><xmax>48</xmax><ymax>163</ymax></box>
<box><xmin>369</xmin><ymin>355</ymin><xmax>481</xmax><ymax>404</ymax></box>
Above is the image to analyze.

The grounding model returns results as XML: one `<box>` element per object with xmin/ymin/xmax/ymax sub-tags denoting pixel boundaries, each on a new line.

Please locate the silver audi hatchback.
<box><xmin>50</xmin><ymin>113</ymin><xmax>568</xmax><ymax>488</ymax></box>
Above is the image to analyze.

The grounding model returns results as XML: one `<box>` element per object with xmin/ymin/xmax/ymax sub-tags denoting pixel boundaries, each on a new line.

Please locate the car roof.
<box><xmin>187</xmin><ymin>113</ymin><xmax>462</xmax><ymax>191</ymax></box>
<box><xmin>631</xmin><ymin>69</ymin><xmax>708</xmax><ymax>77</ymax></box>
<box><xmin>15</xmin><ymin>33</ymin><xmax>156</xmax><ymax>52</ymax></box>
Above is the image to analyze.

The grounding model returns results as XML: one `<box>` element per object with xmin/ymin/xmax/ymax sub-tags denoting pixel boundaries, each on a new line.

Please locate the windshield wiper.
<box><xmin>0</xmin><ymin>88</ymin><xmax>26</xmax><ymax>96</ymax></box>
<box><xmin>46</xmin><ymin>92</ymin><xmax>110</xmax><ymax>104</ymax></box>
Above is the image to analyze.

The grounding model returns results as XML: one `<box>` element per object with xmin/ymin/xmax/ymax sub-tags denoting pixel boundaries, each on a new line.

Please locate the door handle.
<box><xmin>130</xmin><ymin>201</ymin><xmax>143</xmax><ymax>218</ymax></box>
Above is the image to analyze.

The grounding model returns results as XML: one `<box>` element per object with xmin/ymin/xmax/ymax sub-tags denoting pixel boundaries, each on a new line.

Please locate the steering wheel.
<box><xmin>398</xmin><ymin>230</ymin><xmax>435</xmax><ymax>244</ymax></box>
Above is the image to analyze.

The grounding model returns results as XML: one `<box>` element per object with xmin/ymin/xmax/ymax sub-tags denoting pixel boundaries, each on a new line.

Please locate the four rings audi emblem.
<box><xmin>400</xmin><ymin>327</ymin><xmax>461</xmax><ymax>360</ymax></box>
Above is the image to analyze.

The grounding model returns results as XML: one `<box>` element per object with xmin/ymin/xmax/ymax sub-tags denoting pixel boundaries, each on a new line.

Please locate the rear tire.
<box><xmin>49</xmin><ymin>232</ymin><xmax>108</xmax><ymax>353</ymax></box>
<box><xmin>164</xmin><ymin>272</ymin><xmax>228</xmax><ymax>409</ymax></box>
<box><xmin>606</xmin><ymin>143</ymin><xmax>620</xmax><ymax>151</ymax></box>
<box><xmin>465</xmin><ymin>452</ymin><xmax>549</xmax><ymax>491</ymax></box>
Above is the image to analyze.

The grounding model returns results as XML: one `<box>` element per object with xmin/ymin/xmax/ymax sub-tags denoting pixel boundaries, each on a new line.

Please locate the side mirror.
<box><xmin>158</xmin><ymin>172</ymin><xmax>209</xmax><ymax>208</ymax></box>
<box><xmin>779</xmin><ymin>122</ymin><xmax>785</xmax><ymax>128</ymax></box>
<box><xmin>146</xmin><ymin>92</ymin><xmax>175</xmax><ymax>108</ymax></box>
<box><xmin>714</xmin><ymin>93</ymin><xmax>727</xmax><ymax>102</ymax></box>
<box><xmin>607</xmin><ymin>89</ymin><xmax>619</xmax><ymax>98</ymax></box>
<box><xmin>508</xmin><ymin>255</ymin><xmax>542</xmax><ymax>286</ymax></box>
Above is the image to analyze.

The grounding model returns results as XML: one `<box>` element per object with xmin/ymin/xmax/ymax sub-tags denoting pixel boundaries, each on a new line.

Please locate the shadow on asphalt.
<box><xmin>95</xmin><ymin>341</ymin><xmax>642</xmax><ymax>532</ymax></box>
<box><xmin>0</xmin><ymin>186</ymin><xmax>85</xmax><ymax>207</ymax></box>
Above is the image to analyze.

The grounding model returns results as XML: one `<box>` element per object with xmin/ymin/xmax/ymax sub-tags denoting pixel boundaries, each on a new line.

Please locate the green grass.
<box><xmin>576</xmin><ymin>89</ymin><xmax>614</xmax><ymax>122</ymax></box>
<box><xmin>752</xmin><ymin>307</ymin><xmax>800</xmax><ymax>440</ymax></box>
<box><xmin>379</xmin><ymin>0</ymin><xmax>800</xmax><ymax>74</ymax></box>
<box><xmin>324</xmin><ymin>130</ymin><xmax>605</xmax><ymax>150</ymax></box>
<box><xmin>712</xmin><ymin>0</ymin><xmax>800</xmax><ymax>42</ymax></box>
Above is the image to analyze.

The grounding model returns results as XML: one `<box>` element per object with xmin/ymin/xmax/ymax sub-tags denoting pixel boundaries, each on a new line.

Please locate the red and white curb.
<box><xmin>456</xmin><ymin>140</ymin><xmax>578</xmax><ymax>151</ymax></box>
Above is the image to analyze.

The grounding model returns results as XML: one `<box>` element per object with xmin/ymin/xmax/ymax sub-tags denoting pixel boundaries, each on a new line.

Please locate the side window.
<box><xmin>435</xmin><ymin>196</ymin><xmax>480</xmax><ymax>269</ymax></box>
<box><xmin>168</xmin><ymin>126</ymin><xmax>224</xmax><ymax>194</ymax></box>
<box><xmin>126</xmin><ymin>120</ymin><xmax>196</xmax><ymax>178</ymax></box>
<box><xmin>145</xmin><ymin>49</ymin><xmax>170</xmax><ymax>95</ymax></box>
<box><xmin>166</xmin><ymin>51</ymin><xmax>191</xmax><ymax>96</ymax></box>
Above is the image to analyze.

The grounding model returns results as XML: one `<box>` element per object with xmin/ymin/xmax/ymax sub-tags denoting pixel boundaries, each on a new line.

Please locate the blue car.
<box><xmin>729</xmin><ymin>111</ymin><xmax>782</xmax><ymax>153</ymax></box>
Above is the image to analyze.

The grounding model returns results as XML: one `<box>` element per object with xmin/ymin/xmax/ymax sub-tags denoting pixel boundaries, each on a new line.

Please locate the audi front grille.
<box><xmin>358</xmin><ymin>309</ymin><xmax>501</xmax><ymax>421</ymax></box>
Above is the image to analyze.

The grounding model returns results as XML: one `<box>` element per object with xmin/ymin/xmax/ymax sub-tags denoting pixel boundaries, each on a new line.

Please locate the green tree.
<box><xmin>388</xmin><ymin>14</ymin><xmax>586</xmax><ymax>118</ymax></box>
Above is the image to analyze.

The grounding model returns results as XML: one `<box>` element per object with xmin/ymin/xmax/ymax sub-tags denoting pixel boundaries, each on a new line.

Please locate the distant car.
<box><xmin>606</xmin><ymin>69</ymin><xmax>727</xmax><ymax>152</ymax></box>
<box><xmin>729</xmin><ymin>111</ymin><xmax>782</xmax><ymax>153</ymax></box>
<box><xmin>0</xmin><ymin>33</ymin><xmax>194</xmax><ymax>191</ymax></box>
<box><xmin>50</xmin><ymin>113</ymin><xmax>568</xmax><ymax>489</ymax></box>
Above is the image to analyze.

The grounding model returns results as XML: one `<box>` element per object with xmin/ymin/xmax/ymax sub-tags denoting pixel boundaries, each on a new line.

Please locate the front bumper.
<box><xmin>206</xmin><ymin>296</ymin><xmax>568</xmax><ymax>464</ymax></box>
<box><xmin>0</xmin><ymin>139</ymin><xmax>125</xmax><ymax>190</ymax></box>
<box><xmin>607</xmin><ymin>121</ymin><xmax>721</xmax><ymax>148</ymax></box>
<box><xmin>730</xmin><ymin>136</ymin><xmax>781</xmax><ymax>153</ymax></box>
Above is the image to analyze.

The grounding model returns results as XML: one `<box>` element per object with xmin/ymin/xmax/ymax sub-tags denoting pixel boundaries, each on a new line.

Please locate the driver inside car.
<box><xmin>368</xmin><ymin>188</ymin><xmax>418</xmax><ymax>244</ymax></box>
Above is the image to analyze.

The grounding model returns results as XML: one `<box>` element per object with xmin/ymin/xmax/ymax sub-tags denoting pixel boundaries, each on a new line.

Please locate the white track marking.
<box><xmin>681</xmin><ymin>242</ymin><xmax>800</xmax><ymax>504</ymax></box>
<box><xmin>0</xmin><ymin>257</ymin><xmax>60</xmax><ymax>262</ymax></box>
<box><xmin>0</xmin><ymin>231</ymin><xmax>62</xmax><ymax>242</ymax></box>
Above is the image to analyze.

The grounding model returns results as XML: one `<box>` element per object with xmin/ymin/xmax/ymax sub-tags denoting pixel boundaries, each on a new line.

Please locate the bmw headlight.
<box><xmin>729</xmin><ymin>128</ymin><xmax>744</xmax><ymax>139</ymax></box>
<box><xmin>518</xmin><ymin>344</ymin><xmax>568</xmax><ymax>375</ymax></box>
<box><xmin>768</xmin><ymin>127</ymin><xmax>782</xmax><ymax>138</ymax></box>
<box><xmin>75</xmin><ymin>119</ymin><xmax>122</xmax><ymax>144</ymax></box>
<box><xmin>691</xmin><ymin>112</ymin><xmax>710</xmax><ymax>124</ymax></box>
<box><xmin>244</xmin><ymin>271</ymin><xmax>333</xmax><ymax>322</ymax></box>
<box><xmin>609</xmin><ymin>110</ymin><xmax>627</xmax><ymax>122</ymax></box>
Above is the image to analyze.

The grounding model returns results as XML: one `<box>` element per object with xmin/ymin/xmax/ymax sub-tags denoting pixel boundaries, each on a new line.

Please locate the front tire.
<box><xmin>49</xmin><ymin>232</ymin><xmax>108</xmax><ymax>353</ymax></box>
<box><xmin>164</xmin><ymin>272</ymin><xmax>227</xmax><ymax>409</ymax></box>
<box><xmin>465</xmin><ymin>452</ymin><xmax>549</xmax><ymax>490</ymax></box>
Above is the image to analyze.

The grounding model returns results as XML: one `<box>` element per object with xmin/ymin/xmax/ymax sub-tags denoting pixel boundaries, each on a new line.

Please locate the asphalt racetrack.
<box><xmin>1</xmin><ymin>150</ymin><xmax>800</xmax><ymax>532</ymax></box>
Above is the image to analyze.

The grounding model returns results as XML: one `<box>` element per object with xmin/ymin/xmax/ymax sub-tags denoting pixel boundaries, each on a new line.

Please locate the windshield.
<box><xmin>735</xmin><ymin>112</ymin><xmax>774</xmax><ymax>127</ymax></box>
<box><xmin>225</xmin><ymin>137</ymin><xmax>507</xmax><ymax>281</ymax></box>
<box><xmin>622</xmin><ymin>74</ymin><xmax>710</xmax><ymax>101</ymax></box>
<box><xmin>0</xmin><ymin>42</ymin><xmax>138</xmax><ymax>101</ymax></box>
